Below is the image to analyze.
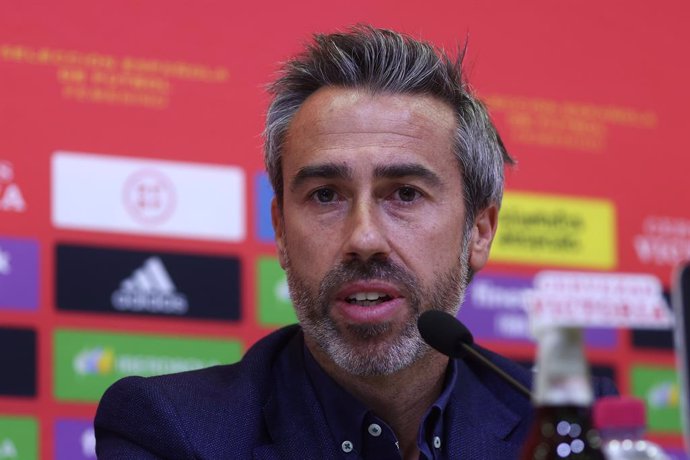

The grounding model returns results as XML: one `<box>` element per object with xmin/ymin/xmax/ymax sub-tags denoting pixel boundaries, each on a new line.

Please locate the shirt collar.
<box><xmin>303</xmin><ymin>345</ymin><xmax>369</xmax><ymax>454</ymax></box>
<box><xmin>418</xmin><ymin>356</ymin><xmax>458</xmax><ymax>458</ymax></box>
<box><xmin>303</xmin><ymin>344</ymin><xmax>459</xmax><ymax>459</ymax></box>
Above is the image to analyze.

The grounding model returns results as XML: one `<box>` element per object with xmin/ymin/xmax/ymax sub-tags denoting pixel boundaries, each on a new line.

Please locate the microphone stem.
<box><xmin>461</xmin><ymin>344</ymin><xmax>532</xmax><ymax>398</ymax></box>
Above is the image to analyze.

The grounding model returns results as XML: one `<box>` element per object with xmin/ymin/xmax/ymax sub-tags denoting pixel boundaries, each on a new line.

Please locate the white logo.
<box><xmin>52</xmin><ymin>151</ymin><xmax>246</xmax><ymax>241</ymax></box>
<box><xmin>634</xmin><ymin>216</ymin><xmax>690</xmax><ymax>266</ymax></box>
<box><xmin>122</xmin><ymin>169</ymin><xmax>176</xmax><ymax>225</ymax></box>
<box><xmin>0</xmin><ymin>438</ymin><xmax>17</xmax><ymax>458</ymax></box>
<box><xmin>73</xmin><ymin>345</ymin><xmax>218</xmax><ymax>377</ymax></box>
<box><xmin>81</xmin><ymin>428</ymin><xmax>96</xmax><ymax>457</ymax></box>
<box><xmin>0</xmin><ymin>248</ymin><xmax>10</xmax><ymax>275</ymax></box>
<box><xmin>275</xmin><ymin>277</ymin><xmax>290</xmax><ymax>303</ymax></box>
<box><xmin>111</xmin><ymin>256</ymin><xmax>189</xmax><ymax>314</ymax></box>
<box><xmin>470</xmin><ymin>280</ymin><xmax>529</xmax><ymax>310</ymax></box>
<box><xmin>527</xmin><ymin>271</ymin><xmax>672</xmax><ymax>331</ymax></box>
<box><xmin>0</xmin><ymin>160</ymin><xmax>27</xmax><ymax>213</ymax></box>
<box><xmin>0</xmin><ymin>161</ymin><xmax>13</xmax><ymax>182</ymax></box>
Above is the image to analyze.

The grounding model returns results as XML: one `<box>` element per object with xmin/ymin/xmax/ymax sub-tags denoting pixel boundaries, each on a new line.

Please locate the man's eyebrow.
<box><xmin>290</xmin><ymin>163</ymin><xmax>353</xmax><ymax>191</ymax></box>
<box><xmin>373</xmin><ymin>163</ymin><xmax>442</xmax><ymax>186</ymax></box>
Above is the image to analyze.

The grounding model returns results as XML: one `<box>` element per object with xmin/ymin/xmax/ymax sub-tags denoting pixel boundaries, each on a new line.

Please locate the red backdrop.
<box><xmin>1</xmin><ymin>1</ymin><xmax>688</xmax><ymax>458</ymax></box>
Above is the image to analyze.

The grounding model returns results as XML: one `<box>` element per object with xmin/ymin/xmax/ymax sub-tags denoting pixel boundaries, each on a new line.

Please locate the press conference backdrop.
<box><xmin>1</xmin><ymin>2</ymin><xmax>688</xmax><ymax>458</ymax></box>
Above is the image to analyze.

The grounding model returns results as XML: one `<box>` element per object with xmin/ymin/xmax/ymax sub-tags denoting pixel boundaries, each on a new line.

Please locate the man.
<box><xmin>95</xmin><ymin>26</ymin><xmax>614</xmax><ymax>459</ymax></box>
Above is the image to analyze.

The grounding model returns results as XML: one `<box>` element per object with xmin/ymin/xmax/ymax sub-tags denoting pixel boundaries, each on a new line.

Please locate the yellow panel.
<box><xmin>492</xmin><ymin>191</ymin><xmax>617</xmax><ymax>269</ymax></box>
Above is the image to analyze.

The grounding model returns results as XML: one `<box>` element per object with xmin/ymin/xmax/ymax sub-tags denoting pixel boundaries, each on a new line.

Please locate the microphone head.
<box><xmin>417</xmin><ymin>310</ymin><xmax>475</xmax><ymax>358</ymax></box>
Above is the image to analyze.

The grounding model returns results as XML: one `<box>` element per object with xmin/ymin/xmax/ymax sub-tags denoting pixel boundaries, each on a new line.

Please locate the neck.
<box><xmin>306</xmin><ymin>337</ymin><xmax>449</xmax><ymax>459</ymax></box>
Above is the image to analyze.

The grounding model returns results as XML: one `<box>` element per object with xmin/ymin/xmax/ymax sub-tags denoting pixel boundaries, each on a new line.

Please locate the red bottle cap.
<box><xmin>593</xmin><ymin>396</ymin><xmax>646</xmax><ymax>429</ymax></box>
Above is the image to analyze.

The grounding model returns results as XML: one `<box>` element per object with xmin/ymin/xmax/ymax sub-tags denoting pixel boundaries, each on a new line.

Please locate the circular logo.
<box><xmin>122</xmin><ymin>169</ymin><xmax>176</xmax><ymax>225</ymax></box>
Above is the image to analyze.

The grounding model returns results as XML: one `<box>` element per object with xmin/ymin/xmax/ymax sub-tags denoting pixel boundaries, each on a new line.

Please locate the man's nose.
<box><xmin>343</xmin><ymin>199</ymin><xmax>391</xmax><ymax>261</ymax></box>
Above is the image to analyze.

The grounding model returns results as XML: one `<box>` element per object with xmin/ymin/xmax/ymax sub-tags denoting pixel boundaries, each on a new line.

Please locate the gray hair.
<box><xmin>264</xmin><ymin>25</ymin><xmax>514</xmax><ymax>224</ymax></box>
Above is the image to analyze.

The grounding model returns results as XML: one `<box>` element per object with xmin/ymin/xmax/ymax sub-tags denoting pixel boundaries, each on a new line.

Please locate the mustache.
<box><xmin>317</xmin><ymin>258</ymin><xmax>421</xmax><ymax>303</ymax></box>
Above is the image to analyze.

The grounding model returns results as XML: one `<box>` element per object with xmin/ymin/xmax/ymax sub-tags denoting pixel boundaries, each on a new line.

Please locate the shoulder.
<box><xmin>444</xmin><ymin>345</ymin><xmax>533</xmax><ymax>458</ymax></box>
<box><xmin>463</xmin><ymin>344</ymin><xmax>535</xmax><ymax>419</ymax></box>
<box><xmin>122</xmin><ymin>324</ymin><xmax>302</xmax><ymax>411</ymax></box>
<box><xmin>449</xmin><ymin>344</ymin><xmax>616</xmax><ymax>458</ymax></box>
<box><xmin>95</xmin><ymin>325</ymin><xmax>302</xmax><ymax>458</ymax></box>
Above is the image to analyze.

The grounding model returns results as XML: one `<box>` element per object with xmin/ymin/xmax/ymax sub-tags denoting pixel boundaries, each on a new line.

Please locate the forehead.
<box><xmin>283</xmin><ymin>87</ymin><xmax>457</xmax><ymax>167</ymax></box>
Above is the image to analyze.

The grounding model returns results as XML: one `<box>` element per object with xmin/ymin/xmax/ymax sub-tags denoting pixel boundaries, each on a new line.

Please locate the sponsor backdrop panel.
<box><xmin>0</xmin><ymin>327</ymin><xmax>36</xmax><ymax>397</ymax></box>
<box><xmin>492</xmin><ymin>192</ymin><xmax>617</xmax><ymax>270</ymax></box>
<box><xmin>0</xmin><ymin>0</ymin><xmax>688</xmax><ymax>457</ymax></box>
<box><xmin>53</xmin><ymin>329</ymin><xmax>243</xmax><ymax>401</ymax></box>
<box><xmin>0</xmin><ymin>416</ymin><xmax>38</xmax><ymax>460</ymax></box>
<box><xmin>256</xmin><ymin>173</ymin><xmax>276</xmax><ymax>243</ymax></box>
<box><xmin>56</xmin><ymin>244</ymin><xmax>242</xmax><ymax>320</ymax></box>
<box><xmin>54</xmin><ymin>419</ymin><xmax>96</xmax><ymax>460</ymax></box>
<box><xmin>631</xmin><ymin>365</ymin><xmax>683</xmax><ymax>434</ymax></box>
<box><xmin>460</xmin><ymin>272</ymin><xmax>618</xmax><ymax>348</ymax></box>
<box><xmin>0</xmin><ymin>237</ymin><xmax>39</xmax><ymax>311</ymax></box>
<box><xmin>52</xmin><ymin>151</ymin><xmax>246</xmax><ymax>242</ymax></box>
<box><xmin>256</xmin><ymin>256</ymin><xmax>296</xmax><ymax>326</ymax></box>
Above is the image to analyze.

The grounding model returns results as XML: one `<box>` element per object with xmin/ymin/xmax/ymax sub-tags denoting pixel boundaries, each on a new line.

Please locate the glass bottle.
<box><xmin>520</xmin><ymin>327</ymin><xmax>605</xmax><ymax>460</ymax></box>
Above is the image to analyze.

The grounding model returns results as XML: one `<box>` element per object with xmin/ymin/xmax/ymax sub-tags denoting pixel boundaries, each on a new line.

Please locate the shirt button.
<box><xmin>433</xmin><ymin>436</ymin><xmax>442</xmax><ymax>449</ymax></box>
<box><xmin>367</xmin><ymin>423</ymin><xmax>382</xmax><ymax>437</ymax></box>
<box><xmin>341</xmin><ymin>440</ymin><xmax>354</xmax><ymax>453</ymax></box>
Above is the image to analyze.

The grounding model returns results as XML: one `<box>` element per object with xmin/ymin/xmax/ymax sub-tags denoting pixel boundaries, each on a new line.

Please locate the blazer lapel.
<box><xmin>253</xmin><ymin>333</ymin><xmax>340</xmax><ymax>460</ymax></box>
<box><xmin>445</xmin><ymin>357</ymin><xmax>532</xmax><ymax>459</ymax></box>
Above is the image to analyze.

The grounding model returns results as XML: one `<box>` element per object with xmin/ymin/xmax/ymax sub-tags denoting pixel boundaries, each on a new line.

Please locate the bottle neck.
<box><xmin>533</xmin><ymin>327</ymin><xmax>593</xmax><ymax>406</ymax></box>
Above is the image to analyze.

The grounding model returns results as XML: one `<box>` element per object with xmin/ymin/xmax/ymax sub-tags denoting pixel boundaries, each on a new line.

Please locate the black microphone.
<box><xmin>418</xmin><ymin>310</ymin><xmax>532</xmax><ymax>398</ymax></box>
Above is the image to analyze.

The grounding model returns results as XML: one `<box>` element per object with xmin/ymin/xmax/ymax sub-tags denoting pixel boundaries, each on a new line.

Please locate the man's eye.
<box><xmin>313</xmin><ymin>188</ymin><xmax>337</xmax><ymax>203</ymax></box>
<box><xmin>395</xmin><ymin>186</ymin><xmax>420</xmax><ymax>202</ymax></box>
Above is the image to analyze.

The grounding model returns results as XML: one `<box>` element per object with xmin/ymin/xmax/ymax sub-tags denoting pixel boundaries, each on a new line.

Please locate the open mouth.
<box><xmin>345</xmin><ymin>292</ymin><xmax>393</xmax><ymax>307</ymax></box>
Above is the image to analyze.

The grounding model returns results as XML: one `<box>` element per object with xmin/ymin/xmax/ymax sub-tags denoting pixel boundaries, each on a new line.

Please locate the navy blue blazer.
<box><xmin>95</xmin><ymin>325</ymin><xmax>617</xmax><ymax>459</ymax></box>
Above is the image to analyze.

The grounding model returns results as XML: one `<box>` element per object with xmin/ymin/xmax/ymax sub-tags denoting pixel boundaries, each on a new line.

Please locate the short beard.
<box><xmin>285</xmin><ymin>245</ymin><xmax>470</xmax><ymax>377</ymax></box>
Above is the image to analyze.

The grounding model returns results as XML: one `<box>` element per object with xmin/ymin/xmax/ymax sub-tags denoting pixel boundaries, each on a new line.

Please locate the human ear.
<box><xmin>468</xmin><ymin>204</ymin><xmax>499</xmax><ymax>272</ymax></box>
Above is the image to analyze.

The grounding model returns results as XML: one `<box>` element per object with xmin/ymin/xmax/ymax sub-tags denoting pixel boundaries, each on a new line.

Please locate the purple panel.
<box><xmin>583</xmin><ymin>328</ymin><xmax>618</xmax><ymax>348</ymax></box>
<box><xmin>55</xmin><ymin>419</ymin><xmax>96</xmax><ymax>460</ymax></box>
<box><xmin>460</xmin><ymin>273</ymin><xmax>534</xmax><ymax>343</ymax></box>
<box><xmin>0</xmin><ymin>237</ymin><xmax>38</xmax><ymax>310</ymax></box>
<box><xmin>459</xmin><ymin>272</ymin><xmax>617</xmax><ymax>348</ymax></box>
<box><xmin>667</xmin><ymin>449</ymin><xmax>689</xmax><ymax>460</ymax></box>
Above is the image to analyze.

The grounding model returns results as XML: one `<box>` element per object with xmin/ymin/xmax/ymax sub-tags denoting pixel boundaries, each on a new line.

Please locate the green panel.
<box><xmin>631</xmin><ymin>365</ymin><xmax>682</xmax><ymax>433</ymax></box>
<box><xmin>54</xmin><ymin>329</ymin><xmax>243</xmax><ymax>402</ymax></box>
<box><xmin>257</xmin><ymin>257</ymin><xmax>297</xmax><ymax>326</ymax></box>
<box><xmin>0</xmin><ymin>416</ymin><xmax>38</xmax><ymax>460</ymax></box>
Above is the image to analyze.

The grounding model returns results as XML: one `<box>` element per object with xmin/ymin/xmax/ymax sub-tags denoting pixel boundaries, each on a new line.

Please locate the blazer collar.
<box><xmin>444</xmin><ymin>352</ymin><xmax>533</xmax><ymax>458</ymax></box>
<box><xmin>253</xmin><ymin>330</ymin><xmax>532</xmax><ymax>459</ymax></box>
<box><xmin>254</xmin><ymin>331</ymin><xmax>340</xmax><ymax>460</ymax></box>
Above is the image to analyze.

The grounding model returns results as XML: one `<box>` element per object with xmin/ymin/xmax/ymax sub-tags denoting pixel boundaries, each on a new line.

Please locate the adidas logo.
<box><xmin>110</xmin><ymin>256</ymin><xmax>189</xmax><ymax>314</ymax></box>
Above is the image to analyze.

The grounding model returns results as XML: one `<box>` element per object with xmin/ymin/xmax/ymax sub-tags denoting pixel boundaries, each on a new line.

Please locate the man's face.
<box><xmin>272</xmin><ymin>87</ymin><xmax>492</xmax><ymax>376</ymax></box>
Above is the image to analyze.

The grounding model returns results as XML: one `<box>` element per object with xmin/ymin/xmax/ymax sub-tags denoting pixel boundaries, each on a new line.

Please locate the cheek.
<box><xmin>392</xmin><ymin>210</ymin><xmax>465</xmax><ymax>272</ymax></box>
<box><xmin>283</xmin><ymin>217</ymin><xmax>338</xmax><ymax>274</ymax></box>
